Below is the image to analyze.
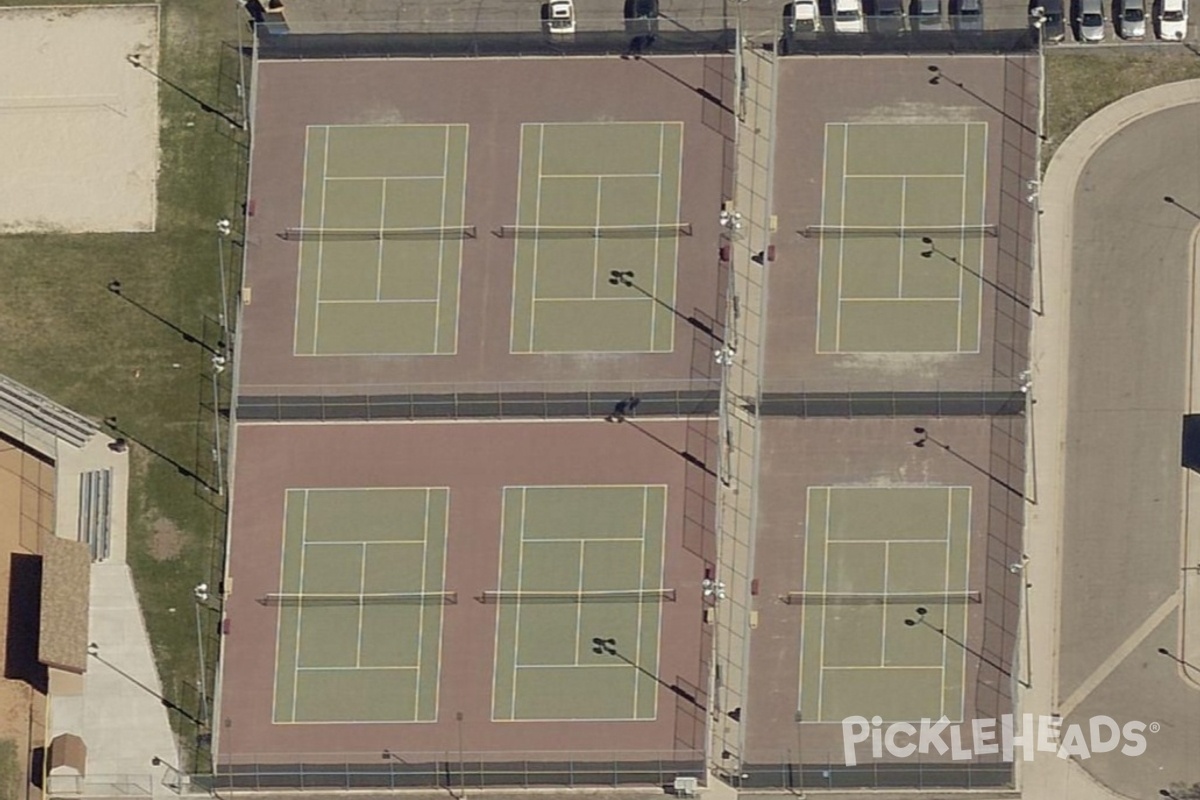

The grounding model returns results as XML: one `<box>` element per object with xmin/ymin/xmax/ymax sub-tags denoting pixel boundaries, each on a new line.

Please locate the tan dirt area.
<box><xmin>0</xmin><ymin>439</ymin><xmax>54</xmax><ymax>800</ymax></box>
<box><xmin>0</xmin><ymin>5</ymin><xmax>159</xmax><ymax>233</ymax></box>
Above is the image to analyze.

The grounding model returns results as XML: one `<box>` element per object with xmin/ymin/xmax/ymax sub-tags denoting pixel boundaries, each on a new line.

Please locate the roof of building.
<box><xmin>39</xmin><ymin>534</ymin><xmax>91</xmax><ymax>674</ymax></box>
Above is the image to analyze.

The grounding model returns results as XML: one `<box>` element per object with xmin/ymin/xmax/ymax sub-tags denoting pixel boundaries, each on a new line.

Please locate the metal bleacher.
<box><xmin>78</xmin><ymin>468</ymin><xmax>113</xmax><ymax>562</ymax></box>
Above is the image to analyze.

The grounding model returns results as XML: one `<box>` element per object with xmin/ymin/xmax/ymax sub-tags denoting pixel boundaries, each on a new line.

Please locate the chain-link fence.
<box><xmin>197</xmin><ymin>751</ymin><xmax>703</xmax><ymax>791</ymax></box>
<box><xmin>737</xmin><ymin>759</ymin><xmax>1013</xmax><ymax>789</ymax></box>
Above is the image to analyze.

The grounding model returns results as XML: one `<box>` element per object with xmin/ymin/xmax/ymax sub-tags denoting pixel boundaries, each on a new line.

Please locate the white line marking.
<box><xmin>574</xmin><ymin>540</ymin><xmax>586</xmax><ymax>666</ymax></box>
<box><xmin>880</xmin><ymin>541</ymin><xmax>891</xmax><ymax>667</ymax></box>
<box><xmin>451</xmin><ymin>125</ymin><xmax>469</xmax><ymax>355</ymax></box>
<box><xmin>412</xmin><ymin>487</ymin><xmax>431</xmax><ymax>719</ymax></box>
<box><xmin>510</xmin><ymin>488</ymin><xmax>528</xmax><ymax>714</ymax></box>
<box><xmin>814</xmin><ymin>125</ymin><xmax>831</xmax><ymax>354</ymax></box>
<box><xmin>539</xmin><ymin>172</ymin><xmax>663</xmax><ymax>178</ymax></box>
<box><xmin>324</xmin><ymin>175</ymin><xmax>444</xmax><ymax>181</ymax></box>
<box><xmin>292</xmin><ymin>128</ymin><xmax>314</xmax><ymax>356</ymax></box>
<box><xmin>839</xmin><ymin>297</ymin><xmax>959</xmax><ymax>303</ymax></box>
<box><xmin>590</xmin><ymin>176</ymin><xmax>603</xmax><ymax>300</ymax></box>
<box><xmin>529</xmin><ymin>126</ymin><xmax>545</xmax><ymax>352</ymax></box>
<box><xmin>432</xmin><ymin>487</ymin><xmax>450</xmax><ymax>721</ymax></box>
<box><xmin>356</xmin><ymin>541</ymin><xmax>367</xmax><ymax>668</ymax></box>
<box><xmin>844</xmin><ymin>173</ymin><xmax>967</xmax><ymax>179</ymax></box>
<box><xmin>375</xmin><ymin>179</ymin><xmax>387</xmax><ymax>301</ymax></box>
<box><xmin>897</xmin><ymin>177</ymin><xmax>907</xmax><ymax>297</ymax></box>
<box><xmin>835</xmin><ymin>124</ymin><xmax>849</xmax><ymax>352</ymax></box>
<box><xmin>956</xmin><ymin>124</ymin><xmax>970</xmax><ymax>352</ymax></box>
<box><xmin>317</xmin><ymin>298</ymin><xmax>437</xmax><ymax>305</ymax></box>
<box><xmin>817</xmin><ymin>488</ymin><xmax>831</xmax><ymax>720</ymax></box>
<box><xmin>295</xmin><ymin>665</ymin><xmax>418</xmax><ymax>671</ymax></box>
<box><xmin>490</xmin><ymin>489</ymin><xmax>511</xmax><ymax>721</ymax></box>
<box><xmin>289</xmin><ymin>490</ymin><xmax>311</xmax><ymax>721</ymax></box>
<box><xmin>433</xmin><ymin>126</ymin><xmax>450</xmax><ymax>354</ymax></box>
<box><xmin>312</xmin><ymin>128</ymin><xmax>332</xmax><ymax>353</ymax></box>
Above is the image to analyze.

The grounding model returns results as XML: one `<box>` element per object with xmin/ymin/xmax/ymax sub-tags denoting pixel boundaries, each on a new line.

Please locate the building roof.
<box><xmin>39</xmin><ymin>534</ymin><xmax>91</xmax><ymax>674</ymax></box>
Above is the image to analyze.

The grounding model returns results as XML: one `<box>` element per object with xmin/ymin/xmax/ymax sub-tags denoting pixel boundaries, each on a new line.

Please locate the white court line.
<box><xmin>590</xmin><ymin>177</ymin><xmax>604</xmax><ymax>299</ymax></box>
<box><xmin>521</xmin><ymin>536</ymin><xmax>646</xmax><ymax>543</ymax></box>
<box><xmin>897</xmin><ymin>177</ymin><xmax>908</xmax><ymax>297</ymax></box>
<box><xmin>355</xmin><ymin>542</ymin><xmax>367</xmax><ymax>668</ymax></box>
<box><xmin>648</xmin><ymin>124</ymin><xmax>666</xmax><ymax>350</ymax></box>
<box><xmin>295</xmin><ymin>665</ymin><xmax>418</xmax><ymax>672</ymax></box>
<box><xmin>632</xmin><ymin>486</ymin><xmax>650</xmax><ymax>716</ymax></box>
<box><xmin>289</xmin><ymin>490</ymin><xmax>311</xmax><ymax>722</ymax></box>
<box><xmin>292</xmin><ymin>128</ymin><xmax>314</xmax><ymax>357</ymax></box>
<box><xmin>839</xmin><ymin>297</ymin><xmax>959</xmax><ymax>303</ymax></box>
<box><xmin>270</xmin><ymin>491</ymin><xmax>295</xmax><ymax>723</ymax></box>
<box><xmin>650</xmin><ymin>486</ymin><xmax>666</xmax><ymax>722</ymax></box>
<box><xmin>490</xmin><ymin>490</ymin><xmax>511</xmax><ymax>720</ymax></box>
<box><xmin>939</xmin><ymin>488</ymin><xmax>954</xmax><ymax>718</ymax></box>
<box><xmin>532</xmin><ymin>296</ymin><xmax>644</xmax><ymax>303</ymax></box>
<box><xmin>317</xmin><ymin>299</ymin><xmax>437</xmax><ymax>305</ymax></box>
<box><xmin>375</xmin><ymin>179</ymin><xmax>387</xmax><ymax>302</ymax></box>
<box><xmin>817</xmin><ymin>488</ymin><xmax>832</xmax><ymax>721</ymax></box>
<box><xmin>666</xmin><ymin>122</ymin><xmax>683</xmax><ymax>355</ymax></box>
<box><xmin>324</xmin><ymin>175</ymin><xmax>444</xmax><ymax>181</ymax></box>
<box><xmin>528</xmin><ymin>126</ymin><xmax>546</xmax><ymax>352</ymax></box>
<box><xmin>515</xmin><ymin>663</ymin><xmax>625</xmax><ymax>670</ymax></box>
<box><xmin>510</xmin><ymin>489</ymin><xmax>529</xmax><ymax>714</ymax></box>
<box><xmin>954</xmin><ymin>487</ymin><xmax>973</xmax><ymax>721</ymax></box>
<box><xmin>970</xmin><ymin>123</ymin><xmax>989</xmax><ymax>354</ymax></box>
<box><xmin>813</xmin><ymin>125</ymin><xmax>832</xmax><ymax>354</ymax></box>
<box><xmin>312</xmin><ymin>128</ymin><xmax>332</xmax><ymax>353</ymax></box>
<box><xmin>880</xmin><ymin>541</ymin><xmax>891</xmax><ymax>667</ymax></box>
<box><xmin>451</xmin><ymin>126</ymin><xmax>469</xmax><ymax>356</ymax></box>
<box><xmin>845</xmin><ymin>173</ymin><xmax>967</xmax><ymax>180</ymax></box>
<box><xmin>835</xmin><ymin>124</ymin><xmax>849</xmax><ymax>353</ymax></box>
<box><xmin>433</xmin><ymin>488</ymin><xmax>451</xmax><ymax>720</ymax></box>
<box><xmin>412</xmin><ymin>487</ymin><xmax>432</xmax><ymax>719</ymax></box>
<box><xmin>820</xmin><ymin>665</ymin><xmax>943</xmax><ymax>671</ymax></box>
<box><xmin>432</xmin><ymin>126</ymin><xmax>450</xmax><ymax>354</ymax></box>
<box><xmin>302</xmin><ymin>539</ymin><xmax>425</xmax><ymax>547</ymax></box>
<box><xmin>573</xmin><ymin>540</ymin><xmax>587</xmax><ymax>666</ymax></box>
<box><xmin>956</xmin><ymin>125</ymin><xmax>969</xmax><ymax>353</ymax></box>
<box><xmin>508</xmin><ymin>126</ymin><xmax>529</xmax><ymax>354</ymax></box>
<box><xmin>539</xmin><ymin>172</ymin><xmax>662</xmax><ymax>179</ymax></box>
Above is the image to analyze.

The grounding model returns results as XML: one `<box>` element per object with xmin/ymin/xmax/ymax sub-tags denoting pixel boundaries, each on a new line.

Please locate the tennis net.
<box><xmin>281</xmin><ymin>225</ymin><xmax>477</xmax><ymax>241</ymax></box>
<box><xmin>260</xmin><ymin>591</ymin><xmax>458</xmax><ymax>606</ymax></box>
<box><xmin>800</xmin><ymin>224</ymin><xmax>996</xmax><ymax>239</ymax></box>
<box><xmin>781</xmin><ymin>591</ymin><xmax>981</xmax><ymax>605</ymax></box>
<box><xmin>497</xmin><ymin>223</ymin><xmax>692</xmax><ymax>239</ymax></box>
<box><xmin>479</xmin><ymin>588</ymin><xmax>677</xmax><ymax>604</ymax></box>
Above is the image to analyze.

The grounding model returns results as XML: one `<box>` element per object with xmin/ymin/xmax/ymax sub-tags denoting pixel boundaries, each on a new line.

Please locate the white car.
<box><xmin>789</xmin><ymin>0</ymin><xmax>821</xmax><ymax>31</ymax></box>
<box><xmin>546</xmin><ymin>0</ymin><xmax>576</xmax><ymax>34</ymax></box>
<box><xmin>1159</xmin><ymin>0</ymin><xmax>1188</xmax><ymax>39</ymax></box>
<box><xmin>833</xmin><ymin>0</ymin><xmax>865</xmax><ymax>32</ymax></box>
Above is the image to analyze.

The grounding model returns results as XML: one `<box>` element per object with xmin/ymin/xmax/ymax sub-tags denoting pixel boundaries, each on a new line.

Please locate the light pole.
<box><xmin>194</xmin><ymin>582</ymin><xmax>210</xmax><ymax>727</ymax></box>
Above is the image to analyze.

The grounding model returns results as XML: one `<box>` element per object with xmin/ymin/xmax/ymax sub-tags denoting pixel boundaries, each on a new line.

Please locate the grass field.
<box><xmin>1045</xmin><ymin>50</ymin><xmax>1200</xmax><ymax>165</ymax></box>
<box><xmin>0</xmin><ymin>0</ymin><xmax>248</xmax><ymax>769</ymax></box>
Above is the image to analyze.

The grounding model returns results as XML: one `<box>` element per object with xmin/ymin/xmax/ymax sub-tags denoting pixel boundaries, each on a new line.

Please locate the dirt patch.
<box><xmin>148</xmin><ymin>516</ymin><xmax>184</xmax><ymax>561</ymax></box>
<box><xmin>0</xmin><ymin>5</ymin><xmax>159</xmax><ymax>232</ymax></box>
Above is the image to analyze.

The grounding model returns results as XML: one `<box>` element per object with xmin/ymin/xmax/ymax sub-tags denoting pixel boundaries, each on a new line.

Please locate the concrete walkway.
<box><xmin>1021</xmin><ymin>78</ymin><xmax>1200</xmax><ymax>800</ymax></box>
<box><xmin>46</xmin><ymin>432</ymin><xmax>179</xmax><ymax>798</ymax></box>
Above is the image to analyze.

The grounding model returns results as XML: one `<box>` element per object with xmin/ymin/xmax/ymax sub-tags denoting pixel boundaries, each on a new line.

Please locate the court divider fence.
<box><xmin>198</xmin><ymin>751</ymin><xmax>704</xmax><ymax>791</ymax></box>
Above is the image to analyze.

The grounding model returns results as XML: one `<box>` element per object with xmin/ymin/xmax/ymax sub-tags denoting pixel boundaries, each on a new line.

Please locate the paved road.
<box><xmin>1057</xmin><ymin>101</ymin><xmax>1200</xmax><ymax>796</ymax></box>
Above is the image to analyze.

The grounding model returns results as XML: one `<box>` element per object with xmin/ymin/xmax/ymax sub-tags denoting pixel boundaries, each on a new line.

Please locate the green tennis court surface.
<box><xmin>293</xmin><ymin>124</ymin><xmax>468</xmax><ymax>356</ymax></box>
<box><xmin>510</xmin><ymin>122</ymin><xmax>684</xmax><ymax>354</ymax></box>
<box><xmin>492</xmin><ymin>485</ymin><xmax>668</xmax><ymax>721</ymax></box>
<box><xmin>815</xmin><ymin>122</ymin><xmax>988</xmax><ymax>354</ymax></box>
<box><xmin>272</xmin><ymin>487</ymin><xmax>450</xmax><ymax>723</ymax></box>
<box><xmin>797</xmin><ymin>486</ymin><xmax>972</xmax><ymax>723</ymax></box>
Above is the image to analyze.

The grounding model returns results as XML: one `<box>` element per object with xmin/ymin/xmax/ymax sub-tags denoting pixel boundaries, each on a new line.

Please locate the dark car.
<box><xmin>1031</xmin><ymin>0</ymin><xmax>1066</xmax><ymax>40</ymax></box>
<box><xmin>869</xmin><ymin>0</ymin><xmax>907</xmax><ymax>31</ymax></box>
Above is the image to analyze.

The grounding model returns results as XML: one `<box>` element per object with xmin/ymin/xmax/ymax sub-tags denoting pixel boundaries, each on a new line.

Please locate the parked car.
<box><xmin>546</xmin><ymin>0</ymin><xmax>576</xmax><ymax>34</ymax></box>
<box><xmin>952</xmin><ymin>0</ymin><xmax>984</xmax><ymax>29</ymax></box>
<box><xmin>1118</xmin><ymin>0</ymin><xmax>1147</xmax><ymax>36</ymax></box>
<box><xmin>1158</xmin><ymin>0</ymin><xmax>1188</xmax><ymax>38</ymax></box>
<box><xmin>1077</xmin><ymin>0</ymin><xmax>1105</xmax><ymax>40</ymax></box>
<box><xmin>1032</xmin><ymin>0</ymin><xmax>1067</xmax><ymax>40</ymax></box>
<box><xmin>870</xmin><ymin>0</ymin><xmax>907</xmax><ymax>32</ymax></box>
<box><xmin>789</xmin><ymin>0</ymin><xmax>822</xmax><ymax>31</ymax></box>
<box><xmin>912</xmin><ymin>0</ymin><xmax>944</xmax><ymax>29</ymax></box>
<box><xmin>833</xmin><ymin>0</ymin><xmax>866</xmax><ymax>32</ymax></box>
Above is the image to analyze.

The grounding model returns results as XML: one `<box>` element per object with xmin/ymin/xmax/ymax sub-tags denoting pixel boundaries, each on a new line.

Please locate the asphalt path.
<box><xmin>1058</xmin><ymin>101</ymin><xmax>1200</xmax><ymax>796</ymax></box>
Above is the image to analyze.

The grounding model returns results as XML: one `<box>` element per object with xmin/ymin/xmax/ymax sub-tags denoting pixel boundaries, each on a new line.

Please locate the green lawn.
<box><xmin>0</xmin><ymin>0</ymin><xmax>248</xmax><ymax>770</ymax></box>
<box><xmin>1045</xmin><ymin>50</ymin><xmax>1200</xmax><ymax>165</ymax></box>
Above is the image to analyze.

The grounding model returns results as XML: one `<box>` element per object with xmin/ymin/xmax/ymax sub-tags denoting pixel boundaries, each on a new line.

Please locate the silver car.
<box><xmin>1077</xmin><ymin>0</ymin><xmax>1105</xmax><ymax>39</ymax></box>
<box><xmin>1118</xmin><ymin>0</ymin><xmax>1147</xmax><ymax>37</ymax></box>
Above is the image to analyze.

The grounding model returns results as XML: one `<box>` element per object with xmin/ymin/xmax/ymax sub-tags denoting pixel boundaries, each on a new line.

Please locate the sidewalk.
<box><xmin>1020</xmin><ymin>78</ymin><xmax>1200</xmax><ymax>800</ymax></box>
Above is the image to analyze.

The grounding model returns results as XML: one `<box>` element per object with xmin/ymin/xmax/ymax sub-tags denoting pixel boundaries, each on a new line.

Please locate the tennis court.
<box><xmin>509</xmin><ymin>122</ymin><xmax>686</xmax><ymax>355</ymax></box>
<box><xmin>813</xmin><ymin>122</ymin><xmax>989</xmax><ymax>354</ymax></box>
<box><xmin>795</xmin><ymin>486</ymin><xmax>973</xmax><ymax>722</ymax></box>
<box><xmin>491</xmin><ymin>485</ymin><xmax>670</xmax><ymax>721</ymax></box>
<box><xmin>292</xmin><ymin>124</ymin><xmax>470</xmax><ymax>356</ymax></box>
<box><xmin>271</xmin><ymin>487</ymin><xmax>451</xmax><ymax>723</ymax></box>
